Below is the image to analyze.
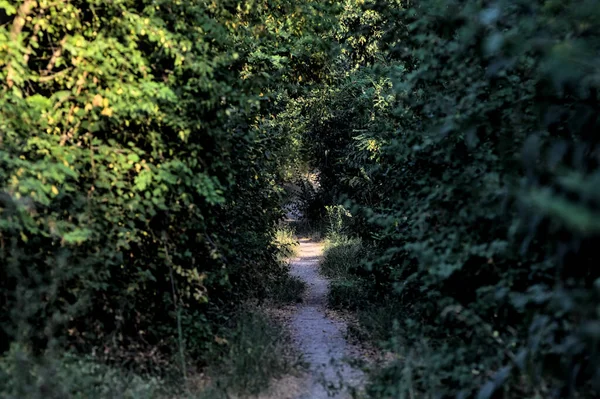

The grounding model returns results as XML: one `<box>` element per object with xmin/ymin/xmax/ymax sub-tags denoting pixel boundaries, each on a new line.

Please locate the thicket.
<box><xmin>292</xmin><ymin>0</ymin><xmax>600</xmax><ymax>398</ymax></box>
<box><xmin>3</xmin><ymin>0</ymin><xmax>600</xmax><ymax>397</ymax></box>
<box><xmin>0</xmin><ymin>0</ymin><xmax>330</xmax><ymax>396</ymax></box>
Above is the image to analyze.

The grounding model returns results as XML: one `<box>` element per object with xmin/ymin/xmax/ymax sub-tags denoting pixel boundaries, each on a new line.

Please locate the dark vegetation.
<box><xmin>1</xmin><ymin>0</ymin><xmax>316</xmax><ymax>396</ymax></box>
<box><xmin>2</xmin><ymin>0</ymin><xmax>600</xmax><ymax>398</ymax></box>
<box><xmin>302</xmin><ymin>1</ymin><xmax>600</xmax><ymax>398</ymax></box>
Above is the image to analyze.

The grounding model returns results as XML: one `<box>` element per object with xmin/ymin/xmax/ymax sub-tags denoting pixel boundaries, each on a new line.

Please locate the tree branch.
<box><xmin>6</xmin><ymin>0</ymin><xmax>36</xmax><ymax>88</ymax></box>
<box><xmin>10</xmin><ymin>0</ymin><xmax>35</xmax><ymax>41</ymax></box>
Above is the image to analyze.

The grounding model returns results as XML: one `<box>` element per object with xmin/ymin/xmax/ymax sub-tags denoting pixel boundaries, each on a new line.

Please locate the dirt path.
<box><xmin>288</xmin><ymin>238</ymin><xmax>363</xmax><ymax>399</ymax></box>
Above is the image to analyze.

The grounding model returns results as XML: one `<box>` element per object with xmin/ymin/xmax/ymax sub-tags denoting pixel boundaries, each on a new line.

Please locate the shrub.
<box><xmin>274</xmin><ymin>225</ymin><xmax>299</xmax><ymax>261</ymax></box>
<box><xmin>268</xmin><ymin>274</ymin><xmax>306</xmax><ymax>305</ymax></box>
<box><xmin>321</xmin><ymin>235</ymin><xmax>363</xmax><ymax>279</ymax></box>
<box><xmin>295</xmin><ymin>0</ymin><xmax>600</xmax><ymax>397</ymax></box>
<box><xmin>0</xmin><ymin>345</ymin><xmax>165</xmax><ymax>399</ymax></box>
<box><xmin>203</xmin><ymin>311</ymin><xmax>303</xmax><ymax>397</ymax></box>
<box><xmin>0</xmin><ymin>0</ymin><xmax>334</xmax><ymax>383</ymax></box>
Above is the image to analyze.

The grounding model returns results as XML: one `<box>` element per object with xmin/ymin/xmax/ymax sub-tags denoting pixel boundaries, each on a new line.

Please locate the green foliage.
<box><xmin>289</xmin><ymin>0</ymin><xmax>600</xmax><ymax>397</ymax></box>
<box><xmin>322</xmin><ymin>234</ymin><xmax>363</xmax><ymax>279</ymax></box>
<box><xmin>0</xmin><ymin>345</ymin><xmax>164</xmax><ymax>399</ymax></box>
<box><xmin>323</xmin><ymin>233</ymin><xmax>392</xmax><ymax>342</ymax></box>
<box><xmin>274</xmin><ymin>224</ymin><xmax>299</xmax><ymax>260</ymax></box>
<box><xmin>0</xmin><ymin>0</ymin><xmax>337</xmax><ymax>393</ymax></box>
<box><xmin>4</xmin><ymin>0</ymin><xmax>600</xmax><ymax>396</ymax></box>
<box><xmin>267</xmin><ymin>273</ymin><xmax>306</xmax><ymax>305</ymax></box>
<box><xmin>367</xmin><ymin>339</ymin><xmax>446</xmax><ymax>399</ymax></box>
<box><xmin>321</xmin><ymin>205</ymin><xmax>363</xmax><ymax>280</ymax></box>
<box><xmin>202</xmin><ymin>310</ymin><xmax>303</xmax><ymax>397</ymax></box>
<box><xmin>328</xmin><ymin>280</ymin><xmax>363</xmax><ymax>310</ymax></box>
<box><xmin>267</xmin><ymin>224</ymin><xmax>306</xmax><ymax>303</ymax></box>
<box><xmin>324</xmin><ymin>204</ymin><xmax>353</xmax><ymax>239</ymax></box>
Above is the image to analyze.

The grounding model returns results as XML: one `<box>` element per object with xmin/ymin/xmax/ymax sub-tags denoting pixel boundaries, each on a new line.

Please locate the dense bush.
<box><xmin>295</xmin><ymin>0</ymin><xmax>600</xmax><ymax>397</ymax></box>
<box><xmin>3</xmin><ymin>0</ymin><xmax>600</xmax><ymax>397</ymax></box>
<box><xmin>0</xmin><ymin>346</ymin><xmax>164</xmax><ymax>399</ymax></box>
<box><xmin>0</xmin><ymin>0</ymin><xmax>334</xmax><ymax>389</ymax></box>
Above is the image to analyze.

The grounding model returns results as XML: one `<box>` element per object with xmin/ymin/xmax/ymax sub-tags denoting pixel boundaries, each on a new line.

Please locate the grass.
<box><xmin>195</xmin><ymin>226</ymin><xmax>306</xmax><ymax>396</ymax></box>
<box><xmin>321</xmin><ymin>233</ymin><xmax>398</xmax><ymax>341</ymax></box>
<box><xmin>366</xmin><ymin>339</ymin><xmax>443</xmax><ymax>399</ymax></box>
<box><xmin>271</xmin><ymin>224</ymin><xmax>305</xmax><ymax>304</ymax></box>
<box><xmin>199</xmin><ymin>310</ymin><xmax>304</xmax><ymax>398</ymax></box>
<box><xmin>273</xmin><ymin>224</ymin><xmax>299</xmax><ymax>261</ymax></box>
<box><xmin>327</xmin><ymin>279</ymin><xmax>370</xmax><ymax>310</ymax></box>
<box><xmin>0</xmin><ymin>310</ymin><xmax>304</xmax><ymax>399</ymax></box>
<box><xmin>321</xmin><ymin>234</ymin><xmax>363</xmax><ymax>279</ymax></box>
<box><xmin>328</xmin><ymin>279</ymin><xmax>401</xmax><ymax>344</ymax></box>
<box><xmin>196</xmin><ymin>225</ymin><xmax>305</xmax><ymax>397</ymax></box>
<box><xmin>322</xmin><ymin>231</ymin><xmax>405</xmax><ymax>341</ymax></box>
<box><xmin>0</xmin><ymin>345</ymin><xmax>165</xmax><ymax>399</ymax></box>
<box><xmin>320</xmin><ymin>232</ymin><xmax>446</xmax><ymax>399</ymax></box>
<box><xmin>286</xmin><ymin>219</ymin><xmax>325</xmax><ymax>241</ymax></box>
<box><xmin>268</xmin><ymin>273</ymin><xmax>305</xmax><ymax>304</ymax></box>
<box><xmin>1</xmin><ymin>225</ymin><xmax>307</xmax><ymax>399</ymax></box>
<box><xmin>321</xmin><ymin>233</ymin><xmax>368</xmax><ymax>312</ymax></box>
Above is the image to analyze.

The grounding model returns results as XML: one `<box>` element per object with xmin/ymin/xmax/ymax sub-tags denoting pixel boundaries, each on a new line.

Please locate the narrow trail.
<box><xmin>289</xmin><ymin>238</ymin><xmax>363</xmax><ymax>399</ymax></box>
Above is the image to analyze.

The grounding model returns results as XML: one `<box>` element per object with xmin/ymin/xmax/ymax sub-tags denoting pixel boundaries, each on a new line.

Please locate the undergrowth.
<box><xmin>322</xmin><ymin>234</ymin><xmax>392</xmax><ymax>337</ymax></box>
<box><xmin>365</xmin><ymin>339</ymin><xmax>446</xmax><ymax>399</ymax></box>
<box><xmin>321</xmin><ymin>223</ymin><xmax>443</xmax><ymax>397</ymax></box>
<box><xmin>267</xmin><ymin>274</ymin><xmax>306</xmax><ymax>305</ymax></box>
<box><xmin>0</xmin><ymin>230</ymin><xmax>305</xmax><ymax>399</ymax></box>
<box><xmin>0</xmin><ymin>309</ymin><xmax>303</xmax><ymax>399</ymax></box>
<box><xmin>274</xmin><ymin>224</ymin><xmax>299</xmax><ymax>261</ymax></box>
<box><xmin>199</xmin><ymin>310</ymin><xmax>304</xmax><ymax>398</ymax></box>
<box><xmin>270</xmin><ymin>225</ymin><xmax>305</xmax><ymax>304</ymax></box>
<box><xmin>287</xmin><ymin>219</ymin><xmax>325</xmax><ymax>241</ymax></box>
<box><xmin>191</xmin><ymin>226</ymin><xmax>306</xmax><ymax>396</ymax></box>
<box><xmin>321</xmin><ymin>234</ymin><xmax>363</xmax><ymax>279</ymax></box>
<box><xmin>0</xmin><ymin>346</ymin><xmax>166</xmax><ymax>399</ymax></box>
